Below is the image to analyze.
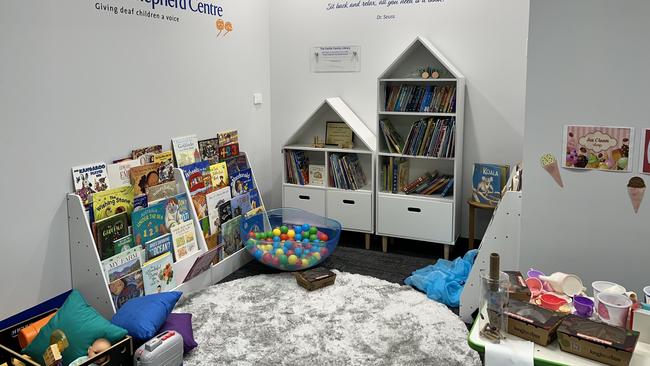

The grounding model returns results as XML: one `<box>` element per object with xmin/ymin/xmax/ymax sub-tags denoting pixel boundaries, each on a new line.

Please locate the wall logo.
<box><xmin>215</xmin><ymin>18</ymin><xmax>233</xmax><ymax>37</ymax></box>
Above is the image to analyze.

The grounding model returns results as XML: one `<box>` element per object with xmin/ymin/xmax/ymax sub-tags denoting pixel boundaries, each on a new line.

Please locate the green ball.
<box><xmin>266</xmin><ymin>230</ymin><xmax>273</xmax><ymax>238</ymax></box>
<box><xmin>280</xmin><ymin>254</ymin><xmax>288</xmax><ymax>265</ymax></box>
<box><xmin>309</xmin><ymin>234</ymin><xmax>318</xmax><ymax>241</ymax></box>
<box><xmin>256</xmin><ymin>232</ymin><xmax>265</xmax><ymax>240</ymax></box>
<box><xmin>280</xmin><ymin>225</ymin><xmax>289</xmax><ymax>234</ymax></box>
<box><xmin>246</xmin><ymin>239</ymin><xmax>256</xmax><ymax>248</ymax></box>
<box><xmin>309</xmin><ymin>227</ymin><xmax>318</xmax><ymax>235</ymax></box>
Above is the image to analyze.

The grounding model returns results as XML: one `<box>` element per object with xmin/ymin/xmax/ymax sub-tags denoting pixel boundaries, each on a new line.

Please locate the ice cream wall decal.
<box><xmin>540</xmin><ymin>153</ymin><xmax>564</xmax><ymax>188</ymax></box>
<box><xmin>215</xmin><ymin>19</ymin><xmax>233</xmax><ymax>37</ymax></box>
<box><xmin>628</xmin><ymin>176</ymin><xmax>645</xmax><ymax>214</ymax></box>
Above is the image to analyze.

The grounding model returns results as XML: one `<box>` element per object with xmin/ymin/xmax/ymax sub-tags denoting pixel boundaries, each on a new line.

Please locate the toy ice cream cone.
<box><xmin>627</xmin><ymin>177</ymin><xmax>646</xmax><ymax>214</ymax></box>
<box><xmin>540</xmin><ymin>153</ymin><xmax>564</xmax><ymax>188</ymax></box>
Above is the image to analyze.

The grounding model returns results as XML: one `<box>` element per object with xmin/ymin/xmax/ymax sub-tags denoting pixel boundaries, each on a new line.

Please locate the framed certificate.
<box><xmin>325</xmin><ymin>122</ymin><xmax>354</xmax><ymax>146</ymax></box>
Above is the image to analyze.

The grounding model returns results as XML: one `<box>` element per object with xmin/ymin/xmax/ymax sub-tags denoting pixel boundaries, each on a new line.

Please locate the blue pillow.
<box><xmin>111</xmin><ymin>292</ymin><xmax>182</xmax><ymax>340</ymax></box>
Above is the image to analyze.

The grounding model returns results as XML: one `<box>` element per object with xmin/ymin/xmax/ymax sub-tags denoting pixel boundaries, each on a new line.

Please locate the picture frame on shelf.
<box><xmin>325</xmin><ymin>122</ymin><xmax>354</xmax><ymax>147</ymax></box>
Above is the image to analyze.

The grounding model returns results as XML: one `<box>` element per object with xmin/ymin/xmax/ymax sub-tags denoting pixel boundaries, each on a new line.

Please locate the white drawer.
<box><xmin>283</xmin><ymin>186</ymin><xmax>326</xmax><ymax>217</ymax></box>
<box><xmin>377</xmin><ymin>194</ymin><xmax>453</xmax><ymax>243</ymax></box>
<box><xmin>326</xmin><ymin>190</ymin><xmax>373</xmax><ymax>232</ymax></box>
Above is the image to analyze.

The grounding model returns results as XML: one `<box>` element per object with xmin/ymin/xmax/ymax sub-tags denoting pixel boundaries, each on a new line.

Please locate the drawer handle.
<box><xmin>343</xmin><ymin>199</ymin><xmax>355</xmax><ymax>205</ymax></box>
<box><xmin>298</xmin><ymin>195</ymin><xmax>310</xmax><ymax>200</ymax></box>
<box><xmin>407</xmin><ymin>207</ymin><xmax>421</xmax><ymax>213</ymax></box>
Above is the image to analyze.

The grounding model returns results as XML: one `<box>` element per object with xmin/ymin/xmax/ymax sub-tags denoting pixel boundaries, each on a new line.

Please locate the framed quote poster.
<box><xmin>641</xmin><ymin>129</ymin><xmax>650</xmax><ymax>174</ymax></box>
<box><xmin>563</xmin><ymin>125</ymin><xmax>634</xmax><ymax>172</ymax></box>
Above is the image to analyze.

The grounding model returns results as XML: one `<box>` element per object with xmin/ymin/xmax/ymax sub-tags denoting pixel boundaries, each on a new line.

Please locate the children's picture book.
<box><xmin>218</xmin><ymin>200</ymin><xmax>233</xmax><ymax>224</ymax></box>
<box><xmin>72</xmin><ymin>162</ymin><xmax>110</xmax><ymax>206</ymax></box>
<box><xmin>131</xmin><ymin>145</ymin><xmax>163</xmax><ymax>165</ymax></box>
<box><xmin>642</xmin><ymin>129</ymin><xmax>650</xmax><ymax>174</ymax></box>
<box><xmin>113</xmin><ymin>235</ymin><xmax>135</xmax><ymax>254</ymax></box>
<box><xmin>248</xmin><ymin>189</ymin><xmax>261</xmax><ymax>211</ymax></box>
<box><xmin>308</xmin><ymin>165</ymin><xmax>325</xmax><ymax>186</ymax></box>
<box><xmin>198</xmin><ymin>138</ymin><xmax>220</xmax><ymax>162</ymax></box>
<box><xmin>245</xmin><ymin>206</ymin><xmax>265</xmax><ymax>217</ymax></box>
<box><xmin>218</xmin><ymin>143</ymin><xmax>240</xmax><ymax>161</ymax></box>
<box><xmin>172</xmin><ymin>134</ymin><xmax>201</xmax><ymax>167</ymax></box>
<box><xmin>107</xmin><ymin>159</ymin><xmax>140</xmax><ymax>188</ymax></box>
<box><xmin>225</xmin><ymin>153</ymin><xmax>249</xmax><ymax>173</ymax></box>
<box><xmin>192</xmin><ymin>191</ymin><xmax>208</xmax><ymax>219</ymax></box>
<box><xmin>133</xmin><ymin>194</ymin><xmax>148</xmax><ymax>212</ymax></box>
<box><xmin>379</xmin><ymin>119</ymin><xmax>405</xmax><ymax>154</ymax></box>
<box><xmin>241</xmin><ymin>212</ymin><xmax>265</xmax><ymax>234</ymax></box>
<box><xmin>143</xmin><ymin>233</ymin><xmax>174</xmax><ymax>261</ymax></box>
<box><xmin>209</xmin><ymin>162</ymin><xmax>229</xmax><ymax>189</ymax></box>
<box><xmin>94</xmin><ymin>212</ymin><xmax>129</xmax><ymax>260</ymax></box>
<box><xmin>217</xmin><ymin>130</ymin><xmax>238</xmax><ymax>146</ymax></box>
<box><xmin>230</xmin><ymin>192</ymin><xmax>252</xmax><ymax>218</ymax></box>
<box><xmin>205</xmin><ymin>235</ymin><xmax>222</xmax><ymax>265</ymax></box>
<box><xmin>181</xmin><ymin>161</ymin><xmax>209</xmax><ymax>193</ymax></box>
<box><xmin>131</xmin><ymin>193</ymin><xmax>191</xmax><ymax>246</ymax></box>
<box><xmin>472</xmin><ymin>163</ymin><xmax>508</xmax><ymax>205</ymax></box>
<box><xmin>153</xmin><ymin>151</ymin><xmax>175</xmax><ymax>183</ymax></box>
<box><xmin>183</xmin><ymin>247</ymin><xmax>220</xmax><ymax>283</ymax></box>
<box><xmin>199</xmin><ymin>216</ymin><xmax>210</xmax><ymax>238</ymax></box>
<box><xmin>206</xmin><ymin>187</ymin><xmax>231</xmax><ymax>236</ymax></box>
<box><xmin>142</xmin><ymin>252</ymin><xmax>175</xmax><ymax>295</ymax></box>
<box><xmin>109</xmin><ymin>269</ymin><xmax>144</xmax><ymax>310</ymax></box>
<box><xmin>92</xmin><ymin>185</ymin><xmax>135</xmax><ymax>221</ymax></box>
<box><xmin>101</xmin><ymin>246</ymin><xmax>143</xmax><ymax>283</ymax></box>
<box><xmin>171</xmin><ymin>220</ymin><xmax>199</xmax><ymax>261</ymax></box>
<box><xmin>130</xmin><ymin>162</ymin><xmax>163</xmax><ymax>196</ymax></box>
<box><xmin>146</xmin><ymin>181</ymin><xmax>177</xmax><ymax>203</ymax></box>
<box><xmin>230</xmin><ymin>168</ymin><xmax>254</xmax><ymax>197</ymax></box>
<box><xmin>221</xmin><ymin>216</ymin><xmax>242</xmax><ymax>257</ymax></box>
<box><xmin>563</xmin><ymin>125</ymin><xmax>633</xmax><ymax>172</ymax></box>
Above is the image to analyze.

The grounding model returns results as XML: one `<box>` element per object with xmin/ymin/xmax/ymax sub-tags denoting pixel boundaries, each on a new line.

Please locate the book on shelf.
<box><xmin>171</xmin><ymin>220</ymin><xmax>199</xmax><ymax>261</ymax></box>
<box><xmin>71</xmin><ymin>162</ymin><xmax>110</xmax><ymax>206</ymax></box>
<box><xmin>230</xmin><ymin>192</ymin><xmax>252</xmax><ymax>218</ymax></box>
<box><xmin>142</xmin><ymin>252</ymin><xmax>176</xmax><ymax>295</ymax></box>
<box><xmin>401</xmin><ymin>171</ymin><xmax>453</xmax><ymax>196</ymax></box>
<box><xmin>191</xmin><ymin>191</ymin><xmax>208</xmax><ymax>219</ymax></box>
<box><xmin>284</xmin><ymin>150</ymin><xmax>309</xmax><ymax>185</ymax></box>
<box><xmin>230</xmin><ymin>168</ymin><xmax>254</xmax><ymax>197</ymax></box>
<box><xmin>146</xmin><ymin>181</ymin><xmax>178</xmax><ymax>202</ymax></box>
<box><xmin>181</xmin><ymin>161</ymin><xmax>210</xmax><ymax>194</ymax></box>
<box><xmin>384</xmin><ymin>84</ymin><xmax>456</xmax><ymax>113</ymax></box>
<box><xmin>131</xmin><ymin>193</ymin><xmax>191</xmax><ymax>246</ymax></box>
<box><xmin>381</xmin><ymin>157</ymin><xmax>409</xmax><ymax>193</ymax></box>
<box><xmin>109</xmin><ymin>269</ymin><xmax>144</xmax><ymax>310</ymax></box>
<box><xmin>101</xmin><ymin>246</ymin><xmax>143</xmax><ymax>283</ymax></box>
<box><xmin>144</xmin><ymin>233</ymin><xmax>174</xmax><ymax>262</ymax></box>
<box><xmin>107</xmin><ymin>159</ymin><xmax>140</xmax><ymax>188</ymax></box>
<box><xmin>208</xmin><ymin>162</ymin><xmax>229</xmax><ymax>189</ymax></box>
<box><xmin>222</xmin><ymin>216</ymin><xmax>242</xmax><ymax>257</ymax></box>
<box><xmin>472</xmin><ymin>163</ymin><xmax>509</xmax><ymax>205</ymax></box>
<box><xmin>94</xmin><ymin>212</ymin><xmax>129</xmax><ymax>260</ymax></box>
<box><xmin>153</xmin><ymin>151</ymin><xmax>175</xmax><ymax>183</ymax></box>
<box><xmin>172</xmin><ymin>135</ymin><xmax>201</xmax><ymax>168</ymax></box>
<box><xmin>308</xmin><ymin>165</ymin><xmax>325</xmax><ymax>186</ymax></box>
<box><xmin>113</xmin><ymin>234</ymin><xmax>135</xmax><ymax>253</ymax></box>
<box><xmin>92</xmin><ymin>185</ymin><xmax>135</xmax><ymax>221</ymax></box>
<box><xmin>133</xmin><ymin>194</ymin><xmax>148</xmax><ymax>212</ymax></box>
<box><xmin>198</xmin><ymin>138</ymin><xmax>220</xmax><ymax>163</ymax></box>
<box><xmin>217</xmin><ymin>130</ymin><xmax>238</xmax><ymax>146</ymax></box>
<box><xmin>401</xmin><ymin>117</ymin><xmax>455</xmax><ymax>157</ymax></box>
<box><xmin>248</xmin><ymin>189</ymin><xmax>261</xmax><ymax>210</ymax></box>
<box><xmin>183</xmin><ymin>247</ymin><xmax>220</xmax><ymax>283</ymax></box>
<box><xmin>225</xmin><ymin>153</ymin><xmax>249</xmax><ymax>173</ymax></box>
<box><xmin>130</xmin><ymin>162</ymin><xmax>163</xmax><ymax>196</ymax></box>
<box><xmin>131</xmin><ymin>145</ymin><xmax>163</xmax><ymax>165</ymax></box>
<box><xmin>328</xmin><ymin>153</ymin><xmax>367</xmax><ymax>190</ymax></box>
<box><xmin>379</xmin><ymin>119</ymin><xmax>405</xmax><ymax>154</ymax></box>
<box><xmin>218</xmin><ymin>143</ymin><xmax>240</xmax><ymax>161</ymax></box>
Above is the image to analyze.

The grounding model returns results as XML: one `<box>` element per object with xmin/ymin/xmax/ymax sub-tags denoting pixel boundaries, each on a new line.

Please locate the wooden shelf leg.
<box><xmin>444</xmin><ymin>245</ymin><xmax>450</xmax><ymax>260</ymax></box>
<box><xmin>365</xmin><ymin>233</ymin><xmax>371</xmax><ymax>250</ymax></box>
<box><xmin>382</xmin><ymin>236</ymin><xmax>388</xmax><ymax>253</ymax></box>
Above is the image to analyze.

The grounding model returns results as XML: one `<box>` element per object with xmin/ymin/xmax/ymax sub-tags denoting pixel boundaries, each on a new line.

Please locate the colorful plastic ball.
<box><xmin>320</xmin><ymin>233</ymin><xmax>329</xmax><ymax>242</ymax></box>
<box><xmin>288</xmin><ymin>255</ymin><xmax>298</xmax><ymax>265</ymax></box>
<box><xmin>301</xmin><ymin>259</ymin><xmax>309</xmax><ymax>267</ymax></box>
<box><xmin>287</xmin><ymin>229</ymin><xmax>295</xmax><ymax>239</ymax></box>
<box><xmin>266</xmin><ymin>238</ymin><xmax>273</xmax><ymax>242</ymax></box>
<box><xmin>253</xmin><ymin>250</ymin><xmax>263</xmax><ymax>260</ymax></box>
<box><xmin>273</xmin><ymin>236</ymin><xmax>281</xmax><ymax>242</ymax></box>
<box><xmin>256</xmin><ymin>232</ymin><xmax>265</xmax><ymax>240</ymax></box>
<box><xmin>280</xmin><ymin>225</ymin><xmax>289</xmax><ymax>234</ymax></box>
<box><xmin>280</xmin><ymin>234</ymin><xmax>289</xmax><ymax>241</ymax></box>
<box><xmin>272</xmin><ymin>257</ymin><xmax>280</xmax><ymax>266</ymax></box>
<box><xmin>309</xmin><ymin>234</ymin><xmax>318</xmax><ymax>241</ymax></box>
<box><xmin>295</xmin><ymin>247</ymin><xmax>303</xmax><ymax>257</ymax></box>
<box><xmin>273</xmin><ymin>228</ymin><xmax>282</xmax><ymax>237</ymax></box>
<box><xmin>312</xmin><ymin>252</ymin><xmax>321</xmax><ymax>261</ymax></box>
<box><xmin>266</xmin><ymin>230</ymin><xmax>273</xmax><ymax>238</ymax></box>
<box><xmin>246</xmin><ymin>239</ymin><xmax>255</xmax><ymax>248</ymax></box>
<box><xmin>320</xmin><ymin>248</ymin><xmax>329</xmax><ymax>256</ymax></box>
<box><xmin>286</xmin><ymin>249</ymin><xmax>294</xmax><ymax>256</ymax></box>
<box><xmin>302</xmin><ymin>224</ymin><xmax>310</xmax><ymax>232</ymax></box>
<box><xmin>309</xmin><ymin>256</ymin><xmax>319</xmax><ymax>265</ymax></box>
<box><xmin>309</xmin><ymin>227</ymin><xmax>318</xmax><ymax>235</ymax></box>
<box><xmin>295</xmin><ymin>233</ymin><xmax>303</xmax><ymax>241</ymax></box>
<box><xmin>275</xmin><ymin>248</ymin><xmax>284</xmax><ymax>257</ymax></box>
<box><xmin>294</xmin><ymin>226</ymin><xmax>303</xmax><ymax>234</ymax></box>
<box><xmin>313</xmin><ymin>239</ymin><xmax>320</xmax><ymax>243</ymax></box>
<box><xmin>248</xmin><ymin>231</ymin><xmax>255</xmax><ymax>239</ymax></box>
<box><xmin>280</xmin><ymin>255</ymin><xmax>288</xmax><ymax>265</ymax></box>
<box><xmin>262</xmin><ymin>253</ymin><xmax>273</xmax><ymax>263</ymax></box>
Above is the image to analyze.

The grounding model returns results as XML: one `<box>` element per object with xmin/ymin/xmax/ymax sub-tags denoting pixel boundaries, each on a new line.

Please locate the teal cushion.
<box><xmin>22</xmin><ymin>290</ymin><xmax>127</xmax><ymax>365</ymax></box>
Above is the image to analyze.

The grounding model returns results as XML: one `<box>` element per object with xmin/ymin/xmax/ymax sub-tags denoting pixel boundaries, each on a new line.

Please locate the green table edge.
<box><xmin>467</xmin><ymin>315</ymin><xmax>567</xmax><ymax>366</ymax></box>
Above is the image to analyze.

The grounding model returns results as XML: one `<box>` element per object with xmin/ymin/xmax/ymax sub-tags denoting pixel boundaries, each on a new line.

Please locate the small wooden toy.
<box><xmin>312</xmin><ymin>136</ymin><xmax>325</xmax><ymax>148</ymax></box>
<box><xmin>43</xmin><ymin>330</ymin><xmax>68</xmax><ymax>366</ymax></box>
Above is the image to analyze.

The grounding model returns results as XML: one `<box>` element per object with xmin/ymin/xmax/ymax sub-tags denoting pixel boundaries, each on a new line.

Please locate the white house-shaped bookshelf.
<box><xmin>282</xmin><ymin>97</ymin><xmax>376</xmax><ymax>238</ymax></box>
<box><xmin>375</xmin><ymin>36</ymin><xmax>465</xmax><ymax>259</ymax></box>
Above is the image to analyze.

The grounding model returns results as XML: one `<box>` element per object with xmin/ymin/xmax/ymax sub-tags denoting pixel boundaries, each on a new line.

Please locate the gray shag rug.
<box><xmin>175</xmin><ymin>271</ymin><xmax>480</xmax><ymax>366</ymax></box>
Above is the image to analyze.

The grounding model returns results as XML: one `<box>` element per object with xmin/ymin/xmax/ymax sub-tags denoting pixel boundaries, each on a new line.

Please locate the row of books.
<box><xmin>71</xmin><ymin>130</ymin><xmax>263</xmax><ymax>309</ymax></box>
<box><xmin>380</xmin><ymin>158</ymin><xmax>454</xmax><ymax>197</ymax></box>
<box><xmin>380</xmin><ymin>157</ymin><xmax>409</xmax><ymax>193</ymax></box>
<box><xmin>403</xmin><ymin>171</ymin><xmax>454</xmax><ymax>196</ymax></box>
<box><xmin>328</xmin><ymin>153</ymin><xmax>367</xmax><ymax>190</ymax></box>
<box><xmin>284</xmin><ymin>150</ymin><xmax>309</xmax><ymax>185</ymax></box>
<box><xmin>380</xmin><ymin>118</ymin><xmax>456</xmax><ymax>158</ymax></box>
<box><xmin>384</xmin><ymin>84</ymin><xmax>456</xmax><ymax>113</ymax></box>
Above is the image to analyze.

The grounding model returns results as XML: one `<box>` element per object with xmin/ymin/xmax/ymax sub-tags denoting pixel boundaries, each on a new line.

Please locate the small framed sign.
<box><xmin>325</xmin><ymin>122</ymin><xmax>354</xmax><ymax>147</ymax></box>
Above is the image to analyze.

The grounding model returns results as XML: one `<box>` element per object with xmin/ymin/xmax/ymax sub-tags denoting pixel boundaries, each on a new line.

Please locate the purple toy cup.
<box><xmin>573</xmin><ymin>295</ymin><xmax>594</xmax><ymax>318</ymax></box>
<box><xmin>527</xmin><ymin>268</ymin><xmax>544</xmax><ymax>279</ymax></box>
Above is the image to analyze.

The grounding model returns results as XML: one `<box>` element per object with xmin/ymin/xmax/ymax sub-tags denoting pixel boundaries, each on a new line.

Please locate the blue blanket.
<box><xmin>404</xmin><ymin>250</ymin><xmax>478</xmax><ymax>307</ymax></box>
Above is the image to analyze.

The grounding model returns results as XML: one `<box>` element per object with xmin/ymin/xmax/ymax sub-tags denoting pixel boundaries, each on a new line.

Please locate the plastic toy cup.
<box><xmin>527</xmin><ymin>268</ymin><xmax>544</xmax><ymax>279</ymax></box>
<box><xmin>643</xmin><ymin>286</ymin><xmax>650</xmax><ymax>304</ymax></box>
<box><xmin>597</xmin><ymin>293</ymin><xmax>632</xmax><ymax>327</ymax></box>
<box><xmin>592</xmin><ymin>281</ymin><xmax>626</xmax><ymax>310</ymax></box>
<box><xmin>525</xmin><ymin>277</ymin><xmax>544</xmax><ymax>298</ymax></box>
<box><xmin>540</xmin><ymin>293</ymin><xmax>567</xmax><ymax>311</ymax></box>
<box><xmin>573</xmin><ymin>295</ymin><xmax>594</xmax><ymax>318</ymax></box>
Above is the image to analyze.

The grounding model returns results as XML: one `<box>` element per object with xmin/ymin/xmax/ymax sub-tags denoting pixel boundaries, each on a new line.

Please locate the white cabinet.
<box><xmin>327</xmin><ymin>190</ymin><xmax>373</xmax><ymax>232</ymax></box>
<box><xmin>376</xmin><ymin>194</ymin><xmax>453</xmax><ymax>244</ymax></box>
<box><xmin>283</xmin><ymin>185</ymin><xmax>326</xmax><ymax>217</ymax></box>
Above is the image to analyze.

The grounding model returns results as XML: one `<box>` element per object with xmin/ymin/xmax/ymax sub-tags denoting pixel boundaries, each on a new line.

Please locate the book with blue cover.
<box><xmin>143</xmin><ymin>233</ymin><xmax>174</xmax><ymax>261</ymax></box>
<box><xmin>472</xmin><ymin>163</ymin><xmax>508</xmax><ymax>205</ymax></box>
<box><xmin>230</xmin><ymin>168</ymin><xmax>254</xmax><ymax>197</ymax></box>
<box><xmin>181</xmin><ymin>161</ymin><xmax>210</xmax><ymax>193</ymax></box>
<box><xmin>131</xmin><ymin>193</ymin><xmax>191</xmax><ymax>246</ymax></box>
<box><xmin>230</xmin><ymin>192</ymin><xmax>252</xmax><ymax>217</ymax></box>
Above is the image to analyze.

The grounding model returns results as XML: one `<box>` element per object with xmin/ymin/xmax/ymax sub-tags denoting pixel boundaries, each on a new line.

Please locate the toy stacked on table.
<box><xmin>245</xmin><ymin>224</ymin><xmax>331</xmax><ymax>271</ymax></box>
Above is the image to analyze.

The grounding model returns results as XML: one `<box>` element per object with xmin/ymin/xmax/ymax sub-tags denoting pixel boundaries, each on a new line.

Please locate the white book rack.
<box><xmin>68</xmin><ymin>162</ymin><xmax>260</xmax><ymax>319</ymax></box>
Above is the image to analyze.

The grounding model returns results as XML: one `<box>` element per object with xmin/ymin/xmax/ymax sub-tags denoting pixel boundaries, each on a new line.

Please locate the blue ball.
<box><xmin>253</xmin><ymin>250</ymin><xmax>263</xmax><ymax>260</ymax></box>
<box><xmin>295</xmin><ymin>248</ymin><xmax>303</xmax><ymax>256</ymax></box>
<box><xmin>273</xmin><ymin>236</ymin><xmax>281</xmax><ymax>242</ymax></box>
<box><xmin>302</xmin><ymin>238</ymin><xmax>310</xmax><ymax>243</ymax></box>
<box><xmin>302</xmin><ymin>224</ymin><xmax>311</xmax><ymax>231</ymax></box>
<box><xmin>294</xmin><ymin>226</ymin><xmax>303</xmax><ymax>234</ymax></box>
<box><xmin>295</xmin><ymin>233</ymin><xmax>303</xmax><ymax>241</ymax></box>
<box><xmin>313</xmin><ymin>239</ymin><xmax>320</xmax><ymax>243</ymax></box>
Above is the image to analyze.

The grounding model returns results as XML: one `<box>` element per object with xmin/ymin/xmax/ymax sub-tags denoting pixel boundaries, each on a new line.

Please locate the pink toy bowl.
<box><xmin>540</xmin><ymin>293</ymin><xmax>567</xmax><ymax>311</ymax></box>
<box><xmin>525</xmin><ymin>277</ymin><xmax>544</xmax><ymax>297</ymax></box>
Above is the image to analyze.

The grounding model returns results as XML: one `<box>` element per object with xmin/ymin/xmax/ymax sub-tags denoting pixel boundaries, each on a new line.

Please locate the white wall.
<box><xmin>269</xmin><ymin>0</ymin><xmax>529</xmax><ymax>239</ymax></box>
<box><xmin>0</xmin><ymin>0</ymin><xmax>271</xmax><ymax>320</ymax></box>
<box><xmin>521</xmin><ymin>0</ymin><xmax>650</xmax><ymax>295</ymax></box>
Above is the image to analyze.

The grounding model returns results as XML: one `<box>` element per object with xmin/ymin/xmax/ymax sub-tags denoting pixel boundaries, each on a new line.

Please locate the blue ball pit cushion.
<box><xmin>111</xmin><ymin>291</ymin><xmax>182</xmax><ymax>340</ymax></box>
<box><xmin>22</xmin><ymin>290</ymin><xmax>128</xmax><ymax>365</ymax></box>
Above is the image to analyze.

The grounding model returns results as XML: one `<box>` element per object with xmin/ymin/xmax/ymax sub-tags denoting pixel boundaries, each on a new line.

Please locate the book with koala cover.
<box><xmin>471</xmin><ymin>163</ymin><xmax>509</xmax><ymax>205</ymax></box>
<box><xmin>131</xmin><ymin>193</ymin><xmax>191</xmax><ymax>247</ymax></box>
<box><xmin>142</xmin><ymin>252</ymin><xmax>176</xmax><ymax>295</ymax></box>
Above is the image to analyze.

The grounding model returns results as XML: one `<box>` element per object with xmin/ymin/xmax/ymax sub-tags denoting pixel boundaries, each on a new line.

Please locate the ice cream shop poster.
<box><xmin>563</xmin><ymin>125</ymin><xmax>634</xmax><ymax>172</ymax></box>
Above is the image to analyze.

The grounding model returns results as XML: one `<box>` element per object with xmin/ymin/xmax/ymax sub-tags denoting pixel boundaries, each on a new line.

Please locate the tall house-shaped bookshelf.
<box><xmin>376</xmin><ymin>37</ymin><xmax>465</xmax><ymax>259</ymax></box>
<box><xmin>282</xmin><ymin>97</ymin><xmax>376</xmax><ymax>245</ymax></box>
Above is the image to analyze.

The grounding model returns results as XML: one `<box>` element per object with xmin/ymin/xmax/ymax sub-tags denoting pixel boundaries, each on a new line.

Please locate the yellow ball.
<box><xmin>288</xmin><ymin>255</ymin><xmax>298</xmax><ymax>265</ymax></box>
<box><xmin>312</xmin><ymin>252</ymin><xmax>321</xmax><ymax>260</ymax></box>
<box><xmin>273</xmin><ymin>228</ymin><xmax>282</xmax><ymax>237</ymax></box>
<box><xmin>275</xmin><ymin>248</ymin><xmax>284</xmax><ymax>256</ymax></box>
<box><xmin>287</xmin><ymin>229</ymin><xmax>295</xmax><ymax>238</ymax></box>
<box><xmin>266</xmin><ymin>244</ymin><xmax>273</xmax><ymax>252</ymax></box>
<box><xmin>302</xmin><ymin>259</ymin><xmax>309</xmax><ymax>267</ymax></box>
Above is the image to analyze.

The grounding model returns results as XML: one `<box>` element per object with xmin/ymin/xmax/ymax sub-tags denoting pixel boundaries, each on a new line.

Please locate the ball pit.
<box><xmin>240</xmin><ymin>208</ymin><xmax>341</xmax><ymax>271</ymax></box>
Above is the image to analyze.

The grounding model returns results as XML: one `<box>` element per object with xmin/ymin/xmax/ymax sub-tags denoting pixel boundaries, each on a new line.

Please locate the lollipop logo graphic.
<box><xmin>216</xmin><ymin>18</ymin><xmax>233</xmax><ymax>37</ymax></box>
